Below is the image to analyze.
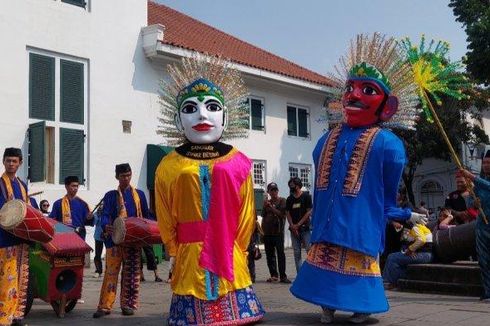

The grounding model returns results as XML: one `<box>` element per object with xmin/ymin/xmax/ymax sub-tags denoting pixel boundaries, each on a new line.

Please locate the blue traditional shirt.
<box><xmin>472</xmin><ymin>177</ymin><xmax>490</xmax><ymax>225</ymax></box>
<box><xmin>101</xmin><ymin>187</ymin><xmax>149</xmax><ymax>248</ymax></box>
<box><xmin>93</xmin><ymin>212</ymin><xmax>104</xmax><ymax>242</ymax></box>
<box><xmin>0</xmin><ymin>177</ymin><xmax>28</xmax><ymax>248</ymax></box>
<box><xmin>311</xmin><ymin>124</ymin><xmax>411</xmax><ymax>257</ymax></box>
<box><xmin>49</xmin><ymin>197</ymin><xmax>92</xmax><ymax>229</ymax></box>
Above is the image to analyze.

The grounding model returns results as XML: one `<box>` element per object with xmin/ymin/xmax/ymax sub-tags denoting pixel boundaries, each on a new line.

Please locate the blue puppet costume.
<box><xmin>290</xmin><ymin>33</ymin><xmax>427</xmax><ymax>324</ymax></box>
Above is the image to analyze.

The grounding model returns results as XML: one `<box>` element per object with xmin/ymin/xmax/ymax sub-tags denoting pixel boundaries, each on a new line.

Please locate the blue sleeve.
<box><xmin>30</xmin><ymin>198</ymin><xmax>39</xmax><ymax>209</ymax></box>
<box><xmin>83</xmin><ymin>201</ymin><xmax>94</xmax><ymax>227</ymax></box>
<box><xmin>138</xmin><ymin>190</ymin><xmax>151</xmax><ymax>219</ymax></box>
<box><xmin>383</xmin><ymin>134</ymin><xmax>412</xmax><ymax>221</ymax></box>
<box><xmin>101</xmin><ymin>192</ymin><xmax>117</xmax><ymax>231</ymax></box>
<box><xmin>49</xmin><ymin>200</ymin><xmax>62</xmax><ymax>222</ymax></box>
<box><xmin>474</xmin><ymin>177</ymin><xmax>490</xmax><ymax>193</ymax></box>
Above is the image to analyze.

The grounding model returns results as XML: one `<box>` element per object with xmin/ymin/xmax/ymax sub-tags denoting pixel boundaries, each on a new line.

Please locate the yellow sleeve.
<box><xmin>155</xmin><ymin>160</ymin><xmax>178</xmax><ymax>257</ymax></box>
<box><xmin>235</xmin><ymin>175</ymin><xmax>255</xmax><ymax>252</ymax></box>
<box><xmin>408</xmin><ymin>226</ymin><xmax>427</xmax><ymax>252</ymax></box>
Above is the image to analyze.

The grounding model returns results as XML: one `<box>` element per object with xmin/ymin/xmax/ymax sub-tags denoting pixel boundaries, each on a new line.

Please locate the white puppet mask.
<box><xmin>177</xmin><ymin>95</ymin><xmax>226</xmax><ymax>144</ymax></box>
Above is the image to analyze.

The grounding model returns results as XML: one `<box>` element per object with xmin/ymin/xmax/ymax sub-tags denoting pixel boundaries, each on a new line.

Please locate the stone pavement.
<box><xmin>25</xmin><ymin>248</ymin><xmax>490</xmax><ymax>325</ymax></box>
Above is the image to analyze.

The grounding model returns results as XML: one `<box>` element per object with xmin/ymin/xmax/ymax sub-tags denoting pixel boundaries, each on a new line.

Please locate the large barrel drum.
<box><xmin>0</xmin><ymin>199</ymin><xmax>54</xmax><ymax>243</ymax></box>
<box><xmin>433</xmin><ymin>221</ymin><xmax>476</xmax><ymax>263</ymax></box>
<box><xmin>112</xmin><ymin>217</ymin><xmax>162</xmax><ymax>247</ymax></box>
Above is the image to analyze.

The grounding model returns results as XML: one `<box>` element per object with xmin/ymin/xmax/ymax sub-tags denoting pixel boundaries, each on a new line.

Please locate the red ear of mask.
<box><xmin>379</xmin><ymin>95</ymin><xmax>398</xmax><ymax>122</ymax></box>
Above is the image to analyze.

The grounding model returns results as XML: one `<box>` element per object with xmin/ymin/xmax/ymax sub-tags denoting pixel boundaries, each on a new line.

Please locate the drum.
<box><xmin>112</xmin><ymin>217</ymin><xmax>162</xmax><ymax>247</ymax></box>
<box><xmin>0</xmin><ymin>199</ymin><xmax>55</xmax><ymax>243</ymax></box>
<box><xmin>433</xmin><ymin>221</ymin><xmax>476</xmax><ymax>263</ymax></box>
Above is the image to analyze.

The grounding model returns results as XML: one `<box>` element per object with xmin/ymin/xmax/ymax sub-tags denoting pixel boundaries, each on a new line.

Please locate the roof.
<box><xmin>147</xmin><ymin>1</ymin><xmax>333</xmax><ymax>87</ymax></box>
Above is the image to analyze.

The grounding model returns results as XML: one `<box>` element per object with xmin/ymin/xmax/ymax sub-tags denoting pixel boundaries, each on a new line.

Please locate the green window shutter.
<box><xmin>29</xmin><ymin>53</ymin><xmax>55</xmax><ymax>121</ymax></box>
<box><xmin>60</xmin><ymin>128</ymin><xmax>84</xmax><ymax>184</ymax></box>
<box><xmin>28</xmin><ymin>121</ymin><xmax>46</xmax><ymax>182</ymax></box>
<box><xmin>251</xmin><ymin>99</ymin><xmax>264</xmax><ymax>131</ymax></box>
<box><xmin>60</xmin><ymin>60</ymin><xmax>84</xmax><ymax>124</ymax></box>
<box><xmin>61</xmin><ymin>0</ymin><xmax>86</xmax><ymax>8</ymax></box>
<box><xmin>298</xmin><ymin>108</ymin><xmax>309</xmax><ymax>137</ymax></box>
<box><xmin>287</xmin><ymin>106</ymin><xmax>297</xmax><ymax>136</ymax></box>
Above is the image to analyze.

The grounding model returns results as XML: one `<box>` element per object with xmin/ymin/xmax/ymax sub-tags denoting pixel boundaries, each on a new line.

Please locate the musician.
<box><xmin>0</xmin><ymin>148</ymin><xmax>30</xmax><ymax>326</ymax></box>
<box><xmin>49</xmin><ymin>176</ymin><xmax>93</xmax><ymax>239</ymax></box>
<box><xmin>93</xmin><ymin>163</ymin><xmax>150</xmax><ymax>318</ymax></box>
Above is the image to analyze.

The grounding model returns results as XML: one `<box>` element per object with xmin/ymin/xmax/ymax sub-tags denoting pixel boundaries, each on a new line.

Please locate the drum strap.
<box><xmin>61</xmin><ymin>196</ymin><xmax>91</xmax><ymax>225</ymax></box>
<box><xmin>1</xmin><ymin>174</ymin><xmax>28</xmax><ymax>203</ymax></box>
<box><xmin>61</xmin><ymin>196</ymin><xmax>73</xmax><ymax>225</ymax></box>
<box><xmin>117</xmin><ymin>186</ymin><xmax>142</xmax><ymax>218</ymax></box>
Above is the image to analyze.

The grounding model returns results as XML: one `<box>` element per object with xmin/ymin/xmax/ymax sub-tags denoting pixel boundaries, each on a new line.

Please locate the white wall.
<box><xmin>0</xmin><ymin>0</ymin><xmax>161</xmax><ymax>251</ymax></box>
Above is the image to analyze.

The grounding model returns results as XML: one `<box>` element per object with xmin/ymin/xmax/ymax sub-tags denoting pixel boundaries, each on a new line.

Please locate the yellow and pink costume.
<box><xmin>155</xmin><ymin>143</ymin><xmax>265</xmax><ymax>325</ymax></box>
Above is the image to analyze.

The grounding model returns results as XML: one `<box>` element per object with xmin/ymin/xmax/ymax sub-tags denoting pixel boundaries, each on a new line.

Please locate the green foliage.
<box><xmin>449</xmin><ymin>0</ymin><xmax>490</xmax><ymax>86</ymax></box>
<box><xmin>393</xmin><ymin>80</ymin><xmax>489</xmax><ymax>204</ymax></box>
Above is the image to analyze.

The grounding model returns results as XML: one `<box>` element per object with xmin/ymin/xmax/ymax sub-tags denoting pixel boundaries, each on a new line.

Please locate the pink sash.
<box><xmin>198</xmin><ymin>152</ymin><xmax>252</xmax><ymax>282</ymax></box>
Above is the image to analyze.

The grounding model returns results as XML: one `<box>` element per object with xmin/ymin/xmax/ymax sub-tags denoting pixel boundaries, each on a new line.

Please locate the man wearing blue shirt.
<box><xmin>93</xmin><ymin>163</ymin><xmax>150</xmax><ymax>319</ymax></box>
<box><xmin>50</xmin><ymin>176</ymin><xmax>92</xmax><ymax>239</ymax></box>
<box><xmin>0</xmin><ymin>148</ymin><xmax>30</xmax><ymax>326</ymax></box>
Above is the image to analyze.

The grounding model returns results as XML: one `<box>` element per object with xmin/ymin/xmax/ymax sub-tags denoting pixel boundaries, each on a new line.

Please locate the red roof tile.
<box><xmin>148</xmin><ymin>1</ymin><xmax>332</xmax><ymax>87</ymax></box>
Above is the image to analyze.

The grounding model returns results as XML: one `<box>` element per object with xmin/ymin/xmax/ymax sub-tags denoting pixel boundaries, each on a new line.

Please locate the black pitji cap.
<box><xmin>64</xmin><ymin>175</ymin><xmax>80</xmax><ymax>185</ymax></box>
<box><xmin>115</xmin><ymin>163</ymin><xmax>131</xmax><ymax>176</ymax></box>
<box><xmin>3</xmin><ymin>147</ymin><xmax>23</xmax><ymax>160</ymax></box>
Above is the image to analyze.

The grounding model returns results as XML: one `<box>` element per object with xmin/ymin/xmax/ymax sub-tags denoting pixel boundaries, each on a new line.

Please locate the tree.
<box><xmin>393</xmin><ymin>87</ymin><xmax>490</xmax><ymax>205</ymax></box>
<box><xmin>449</xmin><ymin>0</ymin><xmax>490</xmax><ymax>85</ymax></box>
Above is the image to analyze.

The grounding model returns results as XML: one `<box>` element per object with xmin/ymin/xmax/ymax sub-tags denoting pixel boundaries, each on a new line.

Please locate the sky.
<box><xmin>156</xmin><ymin>0</ymin><xmax>468</xmax><ymax>76</ymax></box>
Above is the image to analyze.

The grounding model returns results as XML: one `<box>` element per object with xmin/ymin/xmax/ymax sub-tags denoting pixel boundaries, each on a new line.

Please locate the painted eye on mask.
<box><xmin>345</xmin><ymin>84</ymin><xmax>353</xmax><ymax>93</ymax></box>
<box><xmin>206</xmin><ymin>101</ymin><xmax>223</xmax><ymax>112</ymax></box>
<box><xmin>181</xmin><ymin>103</ymin><xmax>197</xmax><ymax>114</ymax></box>
<box><xmin>362</xmin><ymin>86</ymin><xmax>378</xmax><ymax>95</ymax></box>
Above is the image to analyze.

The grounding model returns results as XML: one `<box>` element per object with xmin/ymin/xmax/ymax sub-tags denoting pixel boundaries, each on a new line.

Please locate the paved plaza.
<box><xmin>25</xmin><ymin>249</ymin><xmax>490</xmax><ymax>325</ymax></box>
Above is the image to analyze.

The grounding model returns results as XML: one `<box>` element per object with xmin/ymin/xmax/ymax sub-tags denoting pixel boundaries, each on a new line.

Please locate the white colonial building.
<box><xmin>0</xmin><ymin>0</ymin><xmax>333</xmax><ymax>249</ymax></box>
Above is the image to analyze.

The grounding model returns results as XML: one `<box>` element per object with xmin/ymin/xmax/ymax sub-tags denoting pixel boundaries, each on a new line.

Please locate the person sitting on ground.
<box><xmin>382</xmin><ymin>222</ymin><xmax>433</xmax><ymax>289</ymax></box>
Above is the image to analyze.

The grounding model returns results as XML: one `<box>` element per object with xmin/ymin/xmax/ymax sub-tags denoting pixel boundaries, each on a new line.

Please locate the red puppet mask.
<box><xmin>342</xmin><ymin>79</ymin><xmax>399</xmax><ymax>127</ymax></box>
<box><xmin>342</xmin><ymin>62</ymin><xmax>399</xmax><ymax>128</ymax></box>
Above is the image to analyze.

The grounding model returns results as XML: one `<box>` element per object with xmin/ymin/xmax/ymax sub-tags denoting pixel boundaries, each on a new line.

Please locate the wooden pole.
<box><xmin>422</xmin><ymin>90</ymin><xmax>488</xmax><ymax>224</ymax></box>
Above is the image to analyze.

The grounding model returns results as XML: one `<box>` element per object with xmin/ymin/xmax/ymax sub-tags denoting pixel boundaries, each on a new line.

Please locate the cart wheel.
<box><xmin>65</xmin><ymin>299</ymin><xmax>77</xmax><ymax>313</ymax></box>
<box><xmin>24</xmin><ymin>273</ymin><xmax>35</xmax><ymax>316</ymax></box>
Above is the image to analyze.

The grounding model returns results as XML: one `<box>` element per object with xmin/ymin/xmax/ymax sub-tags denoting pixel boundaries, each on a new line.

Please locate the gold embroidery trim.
<box><xmin>342</xmin><ymin>127</ymin><xmax>381</xmax><ymax>196</ymax></box>
<box><xmin>316</xmin><ymin>126</ymin><xmax>342</xmax><ymax>190</ymax></box>
<box><xmin>306</xmin><ymin>243</ymin><xmax>380</xmax><ymax>277</ymax></box>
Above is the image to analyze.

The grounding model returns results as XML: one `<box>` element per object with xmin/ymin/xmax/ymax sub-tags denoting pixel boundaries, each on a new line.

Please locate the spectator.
<box><xmin>437</xmin><ymin>208</ymin><xmax>456</xmax><ymax>230</ymax></box>
<box><xmin>140</xmin><ymin>245</ymin><xmax>163</xmax><ymax>282</ymax></box>
<box><xmin>261</xmin><ymin>182</ymin><xmax>290</xmax><ymax>283</ymax></box>
<box><xmin>40</xmin><ymin>199</ymin><xmax>50</xmax><ymax>216</ymax></box>
<box><xmin>382</xmin><ymin>222</ymin><xmax>433</xmax><ymax>289</ymax></box>
<box><xmin>93</xmin><ymin>202</ymin><xmax>104</xmax><ymax>278</ymax></box>
<box><xmin>445</xmin><ymin>174</ymin><xmax>473</xmax><ymax>224</ymax></box>
<box><xmin>247</xmin><ymin>215</ymin><xmax>261</xmax><ymax>283</ymax></box>
<box><xmin>286</xmin><ymin>177</ymin><xmax>312</xmax><ymax>273</ymax></box>
<box><xmin>381</xmin><ymin>186</ymin><xmax>412</xmax><ymax>270</ymax></box>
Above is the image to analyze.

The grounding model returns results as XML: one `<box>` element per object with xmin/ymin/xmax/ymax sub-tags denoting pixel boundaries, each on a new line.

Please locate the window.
<box><xmin>246</xmin><ymin>97</ymin><xmax>265</xmax><ymax>131</ymax></box>
<box><xmin>252</xmin><ymin>160</ymin><xmax>267</xmax><ymax>189</ymax></box>
<box><xmin>28</xmin><ymin>51</ymin><xmax>87</xmax><ymax>185</ymax></box>
<box><xmin>289</xmin><ymin>163</ymin><xmax>312</xmax><ymax>191</ymax></box>
<box><xmin>420</xmin><ymin>180</ymin><xmax>444</xmax><ymax>211</ymax></box>
<box><xmin>287</xmin><ymin>105</ymin><xmax>309</xmax><ymax>138</ymax></box>
<box><xmin>61</xmin><ymin>0</ymin><xmax>87</xmax><ymax>8</ymax></box>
